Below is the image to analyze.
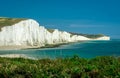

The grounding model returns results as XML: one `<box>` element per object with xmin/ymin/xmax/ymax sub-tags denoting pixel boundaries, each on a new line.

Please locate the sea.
<box><xmin>0</xmin><ymin>39</ymin><xmax>120</xmax><ymax>59</ymax></box>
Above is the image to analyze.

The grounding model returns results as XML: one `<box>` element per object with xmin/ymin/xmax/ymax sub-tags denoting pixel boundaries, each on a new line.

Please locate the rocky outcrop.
<box><xmin>0</xmin><ymin>19</ymin><xmax>110</xmax><ymax>48</ymax></box>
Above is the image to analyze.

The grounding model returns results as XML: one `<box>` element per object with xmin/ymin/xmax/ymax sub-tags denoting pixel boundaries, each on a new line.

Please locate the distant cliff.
<box><xmin>0</xmin><ymin>17</ymin><xmax>110</xmax><ymax>48</ymax></box>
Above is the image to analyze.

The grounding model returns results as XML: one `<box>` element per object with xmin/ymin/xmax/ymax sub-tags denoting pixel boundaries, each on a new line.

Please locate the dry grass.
<box><xmin>0</xmin><ymin>17</ymin><xmax>27</xmax><ymax>31</ymax></box>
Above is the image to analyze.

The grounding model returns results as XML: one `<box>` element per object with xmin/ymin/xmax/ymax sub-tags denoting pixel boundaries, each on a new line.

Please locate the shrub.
<box><xmin>0</xmin><ymin>56</ymin><xmax>120</xmax><ymax>78</ymax></box>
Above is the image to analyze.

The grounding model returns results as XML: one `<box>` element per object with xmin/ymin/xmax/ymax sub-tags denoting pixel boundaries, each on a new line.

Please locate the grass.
<box><xmin>0</xmin><ymin>56</ymin><xmax>120</xmax><ymax>78</ymax></box>
<box><xmin>0</xmin><ymin>17</ymin><xmax>27</xmax><ymax>31</ymax></box>
<box><xmin>47</xmin><ymin>29</ymin><xmax>55</xmax><ymax>33</ymax></box>
<box><xmin>70</xmin><ymin>32</ymin><xmax>105</xmax><ymax>39</ymax></box>
<box><xmin>46</xmin><ymin>28</ymin><xmax>105</xmax><ymax>39</ymax></box>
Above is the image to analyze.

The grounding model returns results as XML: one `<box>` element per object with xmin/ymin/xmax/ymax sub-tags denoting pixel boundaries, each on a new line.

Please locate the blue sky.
<box><xmin>0</xmin><ymin>0</ymin><xmax>120</xmax><ymax>39</ymax></box>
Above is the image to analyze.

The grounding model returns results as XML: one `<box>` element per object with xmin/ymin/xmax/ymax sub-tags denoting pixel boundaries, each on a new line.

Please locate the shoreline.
<box><xmin>0</xmin><ymin>54</ymin><xmax>36</xmax><ymax>59</ymax></box>
<box><xmin>0</xmin><ymin>45</ymin><xmax>41</xmax><ymax>50</ymax></box>
<box><xmin>0</xmin><ymin>40</ymin><xmax>108</xmax><ymax>50</ymax></box>
<box><xmin>0</xmin><ymin>54</ymin><xmax>27</xmax><ymax>58</ymax></box>
<box><xmin>0</xmin><ymin>41</ymin><xmax>83</xmax><ymax>50</ymax></box>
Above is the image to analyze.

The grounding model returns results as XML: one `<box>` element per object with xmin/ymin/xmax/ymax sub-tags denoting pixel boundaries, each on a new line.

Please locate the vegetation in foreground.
<box><xmin>0</xmin><ymin>56</ymin><xmax>120</xmax><ymax>78</ymax></box>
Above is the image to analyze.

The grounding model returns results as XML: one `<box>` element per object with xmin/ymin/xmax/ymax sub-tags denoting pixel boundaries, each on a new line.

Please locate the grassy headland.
<box><xmin>70</xmin><ymin>32</ymin><xmax>105</xmax><ymax>39</ymax></box>
<box><xmin>0</xmin><ymin>56</ymin><xmax>120</xmax><ymax>78</ymax></box>
<box><xmin>0</xmin><ymin>17</ymin><xmax>26</xmax><ymax>31</ymax></box>
<box><xmin>47</xmin><ymin>29</ymin><xmax>55</xmax><ymax>33</ymax></box>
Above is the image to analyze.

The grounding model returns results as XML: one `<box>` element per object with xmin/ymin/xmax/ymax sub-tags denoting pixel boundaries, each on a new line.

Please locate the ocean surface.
<box><xmin>0</xmin><ymin>39</ymin><xmax>120</xmax><ymax>59</ymax></box>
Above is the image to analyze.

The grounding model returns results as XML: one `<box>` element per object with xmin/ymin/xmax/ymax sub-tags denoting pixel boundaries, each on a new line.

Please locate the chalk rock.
<box><xmin>0</xmin><ymin>19</ymin><xmax>110</xmax><ymax>47</ymax></box>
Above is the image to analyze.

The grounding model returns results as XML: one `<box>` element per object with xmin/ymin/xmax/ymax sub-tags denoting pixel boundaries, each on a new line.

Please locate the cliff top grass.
<box><xmin>0</xmin><ymin>56</ymin><xmax>120</xmax><ymax>78</ymax></box>
<box><xmin>0</xmin><ymin>17</ymin><xmax>27</xmax><ymax>31</ymax></box>
<box><xmin>47</xmin><ymin>28</ymin><xmax>105</xmax><ymax>38</ymax></box>
<box><xmin>70</xmin><ymin>32</ymin><xmax>105</xmax><ymax>39</ymax></box>
<box><xmin>47</xmin><ymin>29</ymin><xmax>55</xmax><ymax>33</ymax></box>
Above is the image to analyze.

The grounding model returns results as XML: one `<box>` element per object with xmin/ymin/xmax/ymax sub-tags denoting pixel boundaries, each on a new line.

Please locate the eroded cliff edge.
<box><xmin>0</xmin><ymin>18</ymin><xmax>110</xmax><ymax>49</ymax></box>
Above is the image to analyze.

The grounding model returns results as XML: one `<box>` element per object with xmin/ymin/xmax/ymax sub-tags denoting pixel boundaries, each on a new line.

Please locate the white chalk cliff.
<box><xmin>0</xmin><ymin>19</ymin><xmax>110</xmax><ymax>47</ymax></box>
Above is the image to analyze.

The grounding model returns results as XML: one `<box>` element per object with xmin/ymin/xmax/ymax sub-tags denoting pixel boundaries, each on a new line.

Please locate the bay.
<box><xmin>0</xmin><ymin>39</ymin><xmax>120</xmax><ymax>59</ymax></box>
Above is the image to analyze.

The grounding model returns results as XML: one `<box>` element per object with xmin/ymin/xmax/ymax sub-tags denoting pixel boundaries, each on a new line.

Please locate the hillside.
<box><xmin>0</xmin><ymin>17</ymin><xmax>26</xmax><ymax>31</ymax></box>
<box><xmin>0</xmin><ymin>56</ymin><xmax>119</xmax><ymax>78</ymax></box>
<box><xmin>70</xmin><ymin>32</ymin><xmax>105</xmax><ymax>39</ymax></box>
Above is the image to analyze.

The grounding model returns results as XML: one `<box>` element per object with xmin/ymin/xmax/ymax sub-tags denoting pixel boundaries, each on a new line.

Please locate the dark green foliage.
<box><xmin>0</xmin><ymin>17</ymin><xmax>27</xmax><ymax>31</ymax></box>
<box><xmin>0</xmin><ymin>56</ymin><xmax>120</xmax><ymax>78</ymax></box>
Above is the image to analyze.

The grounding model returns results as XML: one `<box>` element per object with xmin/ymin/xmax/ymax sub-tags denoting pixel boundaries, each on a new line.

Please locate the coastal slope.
<box><xmin>0</xmin><ymin>18</ymin><xmax>110</xmax><ymax>49</ymax></box>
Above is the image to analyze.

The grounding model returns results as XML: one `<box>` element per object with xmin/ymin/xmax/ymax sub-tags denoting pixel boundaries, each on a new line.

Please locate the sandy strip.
<box><xmin>0</xmin><ymin>45</ymin><xmax>40</xmax><ymax>50</ymax></box>
<box><xmin>0</xmin><ymin>54</ymin><xmax>36</xmax><ymax>59</ymax></box>
<box><xmin>0</xmin><ymin>54</ymin><xmax>27</xmax><ymax>58</ymax></box>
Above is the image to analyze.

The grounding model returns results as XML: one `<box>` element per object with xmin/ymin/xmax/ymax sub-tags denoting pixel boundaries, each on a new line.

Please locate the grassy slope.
<box><xmin>0</xmin><ymin>17</ymin><xmax>27</xmax><ymax>31</ymax></box>
<box><xmin>47</xmin><ymin>29</ymin><xmax>55</xmax><ymax>33</ymax></box>
<box><xmin>70</xmin><ymin>32</ymin><xmax>105</xmax><ymax>39</ymax></box>
<box><xmin>0</xmin><ymin>56</ymin><xmax>120</xmax><ymax>78</ymax></box>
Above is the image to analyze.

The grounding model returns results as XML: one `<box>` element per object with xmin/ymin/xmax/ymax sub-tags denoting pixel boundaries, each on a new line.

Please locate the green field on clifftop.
<box><xmin>0</xmin><ymin>17</ymin><xmax>26</xmax><ymax>30</ymax></box>
<box><xmin>70</xmin><ymin>32</ymin><xmax>105</xmax><ymax>39</ymax></box>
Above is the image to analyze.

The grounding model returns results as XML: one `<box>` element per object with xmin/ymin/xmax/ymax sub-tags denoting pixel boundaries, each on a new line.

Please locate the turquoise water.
<box><xmin>0</xmin><ymin>39</ymin><xmax>120</xmax><ymax>59</ymax></box>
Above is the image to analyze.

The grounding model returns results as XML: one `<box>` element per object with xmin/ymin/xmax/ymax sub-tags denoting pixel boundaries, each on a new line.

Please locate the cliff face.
<box><xmin>0</xmin><ymin>19</ymin><xmax>110</xmax><ymax>47</ymax></box>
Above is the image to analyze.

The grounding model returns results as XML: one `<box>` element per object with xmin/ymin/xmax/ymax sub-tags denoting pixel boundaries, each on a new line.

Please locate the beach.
<box><xmin>0</xmin><ymin>45</ymin><xmax>41</xmax><ymax>50</ymax></box>
<box><xmin>0</xmin><ymin>54</ymin><xmax>26</xmax><ymax>58</ymax></box>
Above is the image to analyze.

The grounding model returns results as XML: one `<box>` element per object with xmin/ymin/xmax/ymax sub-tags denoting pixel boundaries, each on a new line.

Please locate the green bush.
<box><xmin>0</xmin><ymin>56</ymin><xmax>120</xmax><ymax>78</ymax></box>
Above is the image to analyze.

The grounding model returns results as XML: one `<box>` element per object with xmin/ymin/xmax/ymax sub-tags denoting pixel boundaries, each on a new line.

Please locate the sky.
<box><xmin>0</xmin><ymin>0</ymin><xmax>120</xmax><ymax>39</ymax></box>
